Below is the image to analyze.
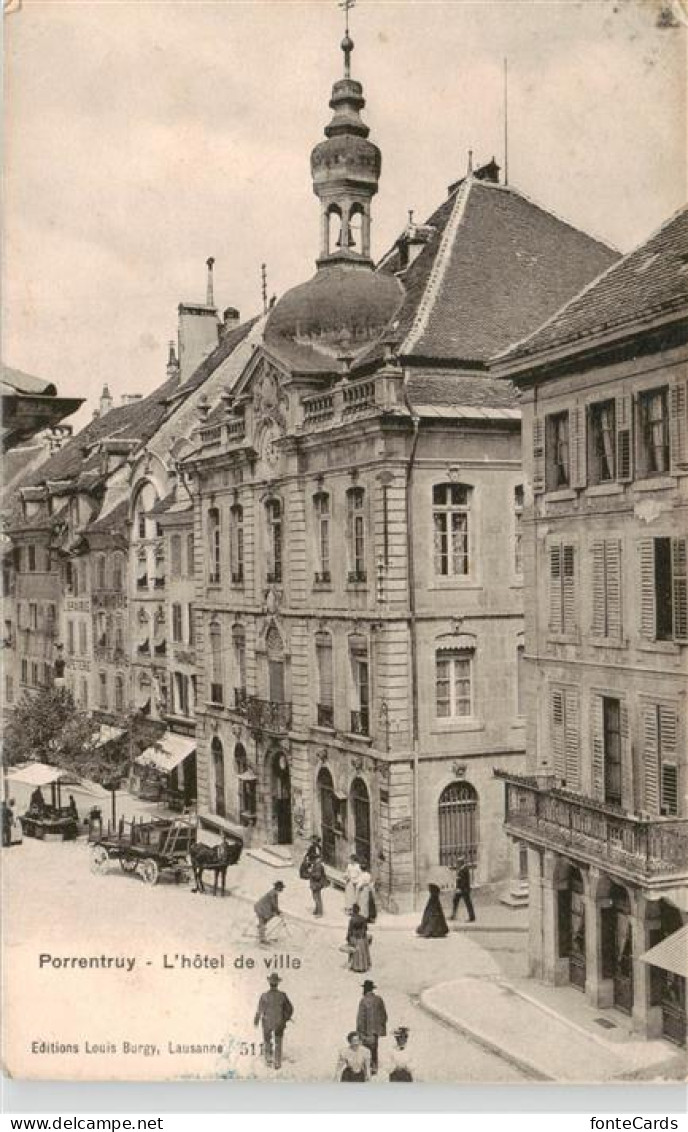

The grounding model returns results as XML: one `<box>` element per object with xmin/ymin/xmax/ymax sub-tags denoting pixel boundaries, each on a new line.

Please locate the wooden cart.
<box><xmin>88</xmin><ymin>816</ymin><xmax>196</xmax><ymax>885</ymax></box>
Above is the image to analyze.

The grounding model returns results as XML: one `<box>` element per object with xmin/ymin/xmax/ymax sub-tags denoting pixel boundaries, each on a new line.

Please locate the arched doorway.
<box><xmin>651</xmin><ymin>901</ymin><xmax>686</xmax><ymax>1047</ymax></box>
<box><xmin>318</xmin><ymin>767</ymin><xmax>337</xmax><ymax>866</ymax></box>
<box><xmin>601</xmin><ymin>881</ymin><xmax>633</xmax><ymax>1014</ymax></box>
<box><xmin>438</xmin><ymin>781</ymin><xmax>479</xmax><ymax>870</ymax></box>
<box><xmin>270</xmin><ymin>749</ymin><xmax>292</xmax><ymax>844</ymax></box>
<box><xmin>350</xmin><ymin>777</ymin><xmax>371</xmax><ymax>869</ymax></box>
<box><xmin>211</xmin><ymin>737</ymin><xmax>225</xmax><ymax>817</ymax></box>
<box><xmin>557</xmin><ymin>864</ymin><xmax>586</xmax><ymax>990</ymax></box>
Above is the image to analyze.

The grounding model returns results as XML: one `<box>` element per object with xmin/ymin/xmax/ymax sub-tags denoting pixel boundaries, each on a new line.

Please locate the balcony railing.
<box><xmin>136</xmin><ymin>576</ymin><xmax>149</xmax><ymax>590</ymax></box>
<box><xmin>348</xmin><ymin>568</ymin><xmax>367</xmax><ymax>584</ymax></box>
<box><xmin>266</xmin><ymin>570</ymin><xmax>282</xmax><ymax>585</ymax></box>
<box><xmin>231</xmin><ymin>568</ymin><xmax>244</xmax><ymax>585</ymax></box>
<box><xmin>247</xmin><ymin>695</ymin><xmax>292</xmax><ymax>734</ymax></box>
<box><xmin>317</xmin><ymin>703</ymin><xmax>334</xmax><ymax>728</ymax></box>
<box><xmin>314</xmin><ymin>570</ymin><xmax>331</xmax><ymax>585</ymax></box>
<box><xmin>350</xmin><ymin>709</ymin><xmax>370</xmax><ymax>737</ymax></box>
<box><xmin>154</xmin><ymin>576</ymin><xmax>165</xmax><ymax>590</ymax></box>
<box><xmin>234</xmin><ymin>687</ymin><xmax>248</xmax><ymax>712</ymax></box>
<box><xmin>496</xmin><ymin>771</ymin><xmax>688</xmax><ymax>884</ymax></box>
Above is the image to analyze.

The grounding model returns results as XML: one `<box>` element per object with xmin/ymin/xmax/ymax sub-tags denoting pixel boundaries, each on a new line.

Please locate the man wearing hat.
<box><xmin>254</xmin><ymin>880</ymin><xmax>285</xmax><ymax>944</ymax></box>
<box><xmin>450</xmin><ymin>856</ymin><xmax>475</xmax><ymax>922</ymax></box>
<box><xmin>355</xmin><ymin>979</ymin><xmax>387</xmax><ymax>1075</ymax></box>
<box><xmin>254</xmin><ymin>973</ymin><xmax>294</xmax><ymax>1070</ymax></box>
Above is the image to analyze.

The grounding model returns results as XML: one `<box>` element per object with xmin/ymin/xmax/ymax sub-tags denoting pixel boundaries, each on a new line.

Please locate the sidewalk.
<box><xmin>420</xmin><ymin>975</ymin><xmax>687</xmax><ymax>1082</ymax></box>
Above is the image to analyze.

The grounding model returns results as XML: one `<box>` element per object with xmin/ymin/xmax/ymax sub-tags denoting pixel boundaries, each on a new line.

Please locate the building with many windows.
<box><xmin>182</xmin><ymin>29</ymin><xmax>617</xmax><ymax>910</ymax></box>
<box><xmin>494</xmin><ymin>206</ymin><xmax>688</xmax><ymax>1045</ymax></box>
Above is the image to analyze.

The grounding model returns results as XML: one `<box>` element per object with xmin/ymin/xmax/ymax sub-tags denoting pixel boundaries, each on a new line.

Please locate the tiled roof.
<box><xmin>1</xmin><ymin>365</ymin><xmax>56</xmax><ymax>397</ymax></box>
<box><xmin>407</xmin><ymin>371</ymin><xmax>519</xmax><ymax>410</ymax></box>
<box><xmin>7</xmin><ymin>503</ymin><xmax>69</xmax><ymax>536</ymax></box>
<box><xmin>83</xmin><ymin>499</ymin><xmax>129</xmax><ymax>535</ymax></box>
<box><xmin>166</xmin><ymin>317</ymin><xmax>259</xmax><ymax>401</ymax></box>
<box><xmin>496</xmin><ymin>205</ymin><xmax>688</xmax><ymax>367</ymax></box>
<box><xmin>371</xmin><ymin>179</ymin><xmax>618</xmax><ymax>367</ymax></box>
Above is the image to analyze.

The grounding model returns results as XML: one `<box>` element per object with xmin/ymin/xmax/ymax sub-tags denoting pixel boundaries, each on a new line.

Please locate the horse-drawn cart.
<box><xmin>89</xmin><ymin>816</ymin><xmax>195</xmax><ymax>885</ymax></box>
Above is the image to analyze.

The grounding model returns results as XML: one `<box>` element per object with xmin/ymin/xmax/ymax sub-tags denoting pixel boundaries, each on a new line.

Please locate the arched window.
<box><xmin>433</xmin><ymin>483</ymin><xmax>472</xmax><ymax>577</ymax></box>
<box><xmin>266</xmin><ymin>499</ymin><xmax>282</xmax><ymax>584</ymax></box>
<box><xmin>313</xmin><ymin>492</ymin><xmax>330</xmax><ymax>583</ymax></box>
<box><xmin>209</xmin><ymin>622</ymin><xmax>223</xmax><ymax>705</ymax></box>
<box><xmin>346</xmin><ymin>487</ymin><xmax>366</xmax><ymax>583</ymax></box>
<box><xmin>266</xmin><ymin>623</ymin><xmax>285</xmax><ymax>703</ymax></box>
<box><xmin>134</xmin><ymin>482</ymin><xmax>159</xmax><ymax>542</ymax></box>
<box><xmin>211</xmin><ymin>736</ymin><xmax>226</xmax><ymax>817</ymax></box>
<box><xmin>315</xmin><ymin>630</ymin><xmax>334</xmax><ymax>727</ymax></box>
<box><xmin>348</xmin><ymin>204</ymin><xmax>364</xmax><ymax>254</ymax></box>
<box><xmin>350</xmin><ymin>776</ymin><xmax>371</xmax><ymax>867</ymax></box>
<box><xmin>230</xmin><ymin>503</ymin><xmax>244</xmax><ymax>583</ymax></box>
<box><xmin>208</xmin><ymin>507</ymin><xmax>221</xmax><ymax>584</ymax></box>
<box><xmin>112</xmin><ymin>553</ymin><xmax>124</xmax><ymax>591</ymax></box>
<box><xmin>326</xmin><ymin>205</ymin><xmax>342</xmax><ymax>255</ymax></box>
<box><xmin>318</xmin><ymin>766</ymin><xmax>337</xmax><ymax>866</ymax></box>
<box><xmin>438</xmin><ymin>781</ymin><xmax>478</xmax><ymax>868</ymax></box>
<box><xmin>114</xmin><ymin>618</ymin><xmax>124</xmax><ymax>655</ymax></box>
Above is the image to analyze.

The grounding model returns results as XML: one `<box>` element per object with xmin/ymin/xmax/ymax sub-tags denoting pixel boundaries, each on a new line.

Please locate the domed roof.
<box><xmin>264</xmin><ymin>263</ymin><xmax>405</xmax><ymax>372</ymax></box>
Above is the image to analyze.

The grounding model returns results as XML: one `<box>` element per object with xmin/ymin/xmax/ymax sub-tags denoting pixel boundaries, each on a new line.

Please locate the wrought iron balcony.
<box><xmin>231</xmin><ymin>568</ymin><xmax>244</xmax><ymax>585</ymax></box>
<box><xmin>234</xmin><ymin>686</ymin><xmax>248</xmax><ymax>712</ymax></box>
<box><xmin>317</xmin><ymin>703</ymin><xmax>334</xmax><ymax>728</ymax></box>
<box><xmin>314</xmin><ymin>571</ymin><xmax>331</xmax><ymax>585</ymax></box>
<box><xmin>247</xmin><ymin>695</ymin><xmax>292</xmax><ymax>734</ymax></box>
<box><xmin>266</xmin><ymin>570</ymin><xmax>282</xmax><ymax>585</ymax></box>
<box><xmin>348</xmin><ymin>569</ymin><xmax>367</xmax><ymax>584</ymax></box>
<box><xmin>350</xmin><ymin>709</ymin><xmax>370</xmax><ymax>737</ymax></box>
<box><xmin>496</xmin><ymin>771</ymin><xmax>688</xmax><ymax>885</ymax></box>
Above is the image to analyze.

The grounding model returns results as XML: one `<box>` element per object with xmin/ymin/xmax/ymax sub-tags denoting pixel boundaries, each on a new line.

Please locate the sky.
<box><xmin>2</xmin><ymin>0</ymin><xmax>686</xmax><ymax>430</ymax></box>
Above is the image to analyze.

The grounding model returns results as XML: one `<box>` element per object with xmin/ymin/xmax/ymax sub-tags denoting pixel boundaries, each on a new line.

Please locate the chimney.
<box><xmin>177</xmin><ymin>259</ymin><xmax>220</xmax><ymax>384</ymax></box>
<box><xmin>121</xmin><ymin>393</ymin><xmax>143</xmax><ymax>407</ymax></box>
<box><xmin>99</xmin><ymin>384</ymin><xmax>113</xmax><ymax>417</ymax></box>
<box><xmin>222</xmin><ymin>307</ymin><xmax>241</xmax><ymax>336</ymax></box>
<box><xmin>166</xmin><ymin>340</ymin><xmax>180</xmax><ymax>383</ymax></box>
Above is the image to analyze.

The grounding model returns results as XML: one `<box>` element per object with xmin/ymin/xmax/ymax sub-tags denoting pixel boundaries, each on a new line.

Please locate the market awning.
<box><xmin>136</xmin><ymin>732</ymin><xmax>195</xmax><ymax>773</ymax></box>
<box><xmin>95</xmin><ymin>725</ymin><xmax>124</xmax><ymax>748</ymax></box>
<box><xmin>7</xmin><ymin>762</ymin><xmax>79</xmax><ymax>787</ymax></box>
<box><xmin>640</xmin><ymin>925</ymin><xmax>688</xmax><ymax>978</ymax></box>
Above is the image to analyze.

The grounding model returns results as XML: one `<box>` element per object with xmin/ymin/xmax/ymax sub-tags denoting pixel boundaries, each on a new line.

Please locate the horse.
<box><xmin>189</xmin><ymin>837</ymin><xmax>242</xmax><ymax>896</ymax></box>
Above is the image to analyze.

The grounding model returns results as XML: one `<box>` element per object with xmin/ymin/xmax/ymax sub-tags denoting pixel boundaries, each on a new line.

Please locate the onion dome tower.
<box><xmin>310</xmin><ymin>27</ymin><xmax>381</xmax><ymax>266</ymax></box>
<box><xmin>264</xmin><ymin>16</ymin><xmax>403</xmax><ymax>369</ymax></box>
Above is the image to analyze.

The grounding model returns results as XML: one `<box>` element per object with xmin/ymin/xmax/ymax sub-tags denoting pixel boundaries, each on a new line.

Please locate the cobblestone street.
<box><xmin>2</xmin><ymin>834</ymin><xmax>530</xmax><ymax>1084</ymax></box>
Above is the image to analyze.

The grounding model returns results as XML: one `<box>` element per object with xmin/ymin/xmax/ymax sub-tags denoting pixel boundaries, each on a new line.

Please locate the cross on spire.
<box><xmin>338</xmin><ymin>0</ymin><xmax>356</xmax><ymax>77</ymax></box>
<box><xmin>339</xmin><ymin>0</ymin><xmax>355</xmax><ymax>37</ymax></box>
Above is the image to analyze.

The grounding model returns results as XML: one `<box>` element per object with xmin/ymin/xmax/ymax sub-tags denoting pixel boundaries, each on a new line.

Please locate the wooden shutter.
<box><xmin>606</xmin><ymin>539</ymin><xmax>623</xmax><ymax>639</ymax></box>
<box><xmin>659</xmin><ymin>704</ymin><xmax>679</xmax><ymax>815</ymax></box>
<box><xmin>616</xmin><ymin>394</ymin><xmax>633</xmax><ymax>482</ymax></box>
<box><xmin>564</xmin><ymin>688</ymin><xmax>581</xmax><ymax>790</ymax></box>
<box><xmin>638</xmin><ymin>538</ymin><xmax>656</xmax><ymax>640</ymax></box>
<box><xmin>569</xmin><ymin>406</ymin><xmax>587</xmax><ymax>489</ymax></box>
<box><xmin>672</xmin><ymin>537</ymin><xmax>688</xmax><ymax>642</ymax></box>
<box><xmin>669</xmin><ymin>379</ymin><xmax>688</xmax><ymax>469</ymax></box>
<box><xmin>549</xmin><ymin>544</ymin><xmax>562</xmax><ymax>632</ymax></box>
<box><xmin>562</xmin><ymin>545</ymin><xmax>576</xmax><ymax>635</ymax></box>
<box><xmin>532</xmin><ymin>417</ymin><xmax>545</xmax><ymax>494</ymax></box>
<box><xmin>551</xmin><ymin>688</ymin><xmax>566</xmax><ymax>778</ymax></box>
<box><xmin>591</xmin><ymin>694</ymin><xmax>605</xmax><ymax>800</ymax></box>
<box><xmin>642</xmin><ymin>704</ymin><xmax>659</xmax><ymax>813</ymax></box>
<box><xmin>591</xmin><ymin>541</ymin><xmax>606</xmax><ymax>636</ymax></box>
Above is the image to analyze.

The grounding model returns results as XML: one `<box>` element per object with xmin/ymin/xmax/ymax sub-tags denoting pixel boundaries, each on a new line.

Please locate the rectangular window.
<box><xmin>603</xmin><ymin>696</ymin><xmax>622</xmax><ymax>806</ymax></box>
<box><xmin>350</xmin><ymin>656</ymin><xmax>370</xmax><ymax>735</ymax></box>
<box><xmin>113</xmin><ymin>554</ymin><xmax>123</xmax><ymax>591</ymax></box>
<box><xmin>43</xmin><ymin>663</ymin><xmax>52</xmax><ymax>687</ymax></box>
<box><xmin>550</xmin><ymin>685</ymin><xmax>580</xmax><ymax>789</ymax></box>
<box><xmin>21</xmin><ymin>659</ymin><xmax>28</xmax><ymax>684</ymax></box>
<box><xmin>436</xmin><ymin>650</ymin><xmax>473</xmax><ymax>719</ymax></box>
<box><xmin>549</xmin><ymin>543</ymin><xmax>577</xmax><ymax>636</ymax></box>
<box><xmin>230</xmin><ymin>506</ymin><xmax>244</xmax><ymax>583</ymax></box>
<box><xmin>27</xmin><ymin>545</ymin><xmax>36</xmax><ymax>572</ymax></box>
<box><xmin>172</xmin><ymin>603</ymin><xmax>183</xmax><ymax>643</ymax></box>
<box><xmin>80</xmin><ymin>678</ymin><xmax>89</xmax><ymax>709</ymax></box>
<box><xmin>115</xmin><ymin>677</ymin><xmax>124</xmax><ymax>714</ymax></box>
<box><xmin>588</xmin><ymin>400</ymin><xmax>616</xmax><ymax>483</ymax></box>
<box><xmin>513</xmin><ymin>486</ymin><xmax>524</xmax><ymax>576</ymax></box>
<box><xmin>516</xmin><ymin>645</ymin><xmax>525</xmax><ymax>718</ymax></box>
<box><xmin>5</xmin><ymin>674</ymin><xmax>14</xmax><ymax>704</ymax></box>
<box><xmin>347</xmin><ymin>488</ymin><xmax>367</xmax><ymax>583</ymax></box>
<box><xmin>67</xmin><ymin>620</ymin><xmax>75</xmax><ymax>656</ymax></box>
<box><xmin>314</xmin><ymin>493</ymin><xmax>331</xmax><ymax>582</ymax></box>
<box><xmin>4</xmin><ymin>619</ymin><xmax>13</xmax><ymax>646</ymax></box>
<box><xmin>28</xmin><ymin>603</ymin><xmax>38</xmax><ymax>630</ymax></box>
<box><xmin>188</xmin><ymin>604</ymin><xmax>195</xmax><ymax>646</ymax></box>
<box><xmin>642</xmin><ymin>703</ymin><xmax>679</xmax><ymax>816</ymax></box>
<box><xmin>31</xmin><ymin>661</ymin><xmax>39</xmax><ymax>687</ymax></box>
<box><xmin>639</xmin><ymin>536</ymin><xmax>687</xmax><ymax>642</ymax></box>
<box><xmin>208</xmin><ymin>508</ymin><xmax>221</xmax><ymax>584</ymax></box>
<box><xmin>315</xmin><ymin>633</ymin><xmax>334</xmax><ymax>727</ymax></box>
<box><xmin>233</xmin><ymin>634</ymin><xmax>246</xmax><ymax>704</ymax></box>
<box><xmin>170</xmin><ymin>534</ymin><xmax>182</xmax><ymax>578</ymax></box>
<box><xmin>186</xmin><ymin>532</ymin><xmax>195</xmax><ymax>578</ymax></box>
<box><xmin>266</xmin><ymin>500</ymin><xmax>282</xmax><ymax>584</ymax></box>
<box><xmin>210</xmin><ymin>626</ymin><xmax>223</xmax><ymax>705</ymax></box>
<box><xmin>433</xmin><ymin>484</ymin><xmax>470</xmax><ymax>577</ymax></box>
<box><xmin>546</xmin><ymin>411</ymin><xmax>570</xmax><ymax>489</ymax></box>
<box><xmin>591</xmin><ymin>539</ymin><xmax>623</xmax><ymax>639</ymax></box>
<box><xmin>99</xmin><ymin>672</ymin><xmax>108</xmax><ymax>710</ymax></box>
<box><xmin>639</xmin><ymin>387</ymin><xmax>670</xmax><ymax>476</ymax></box>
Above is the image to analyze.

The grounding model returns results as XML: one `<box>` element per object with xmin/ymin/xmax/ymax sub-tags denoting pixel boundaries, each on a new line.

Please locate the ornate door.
<box><xmin>211</xmin><ymin>738</ymin><xmax>225</xmax><ymax>818</ymax></box>
<box><xmin>271</xmin><ymin>752</ymin><xmax>292</xmax><ymax>844</ymax></box>
<box><xmin>438</xmin><ymin>781</ymin><xmax>479</xmax><ymax>870</ymax></box>
<box><xmin>350</xmin><ymin>777</ymin><xmax>371</xmax><ymax>868</ymax></box>
<box><xmin>318</xmin><ymin>768</ymin><xmax>337</xmax><ymax>866</ymax></box>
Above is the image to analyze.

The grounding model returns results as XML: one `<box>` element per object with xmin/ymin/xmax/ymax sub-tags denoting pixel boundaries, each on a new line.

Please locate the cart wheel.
<box><xmin>120</xmin><ymin>858</ymin><xmax>138</xmax><ymax>873</ymax></box>
<box><xmin>139</xmin><ymin>858</ymin><xmax>160</xmax><ymax>886</ymax></box>
<box><xmin>90</xmin><ymin>845</ymin><xmax>109</xmax><ymax>873</ymax></box>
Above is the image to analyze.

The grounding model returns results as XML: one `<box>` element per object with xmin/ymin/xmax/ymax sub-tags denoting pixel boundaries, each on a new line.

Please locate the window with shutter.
<box><xmin>532</xmin><ymin>418</ymin><xmax>545</xmax><ymax>494</ymax></box>
<box><xmin>570</xmin><ymin>406</ymin><xmax>587</xmax><ymax>489</ymax></box>
<box><xmin>591</xmin><ymin>542</ymin><xmax>606</xmax><ymax>636</ymax></box>
<box><xmin>642</xmin><ymin>704</ymin><xmax>660</xmax><ymax>812</ymax></box>
<box><xmin>562</xmin><ymin>545</ymin><xmax>576</xmax><ymax>634</ymax></box>
<box><xmin>669</xmin><ymin>380</ymin><xmax>688</xmax><ymax>469</ymax></box>
<box><xmin>551</xmin><ymin>688</ymin><xmax>565</xmax><ymax>778</ymax></box>
<box><xmin>672</xmin><ymin>538</ymin><xmax>687</xmax><ymax>642</ymax></box>
<box><xmin>658</xmin><ymin>704</ymin><xmax>679</xmax><ymax>816</ymax></box>
<box><xmin>616</xmin><ymin>394</ymin><xmax>633</xmax><ymax>482</ymax></box>
<box><xmin>589</xmin><ymin>400</ymin><xmax>616</xmax><ymax>483</ymax></box>
<box><xmin>564</xmin><ymin>688</ymin><xmax>581</xmax><ymax>790</ymax></box>
<box><xmin>591</xmin><ymin>694</ymin><xmax>605</xmax><ymax>800</ymax></box>
<box><xmin>606</xmin><ymin>540</ymin><xmax>622</xmax><ymax>638</ymax></box>
<box><xmin>638</xmin><ymin>538</ymin><xmax>656</xmax><ymax>639</ymax></box>
<box><xmin>549</xmin><ymin>545</ymin><xmax>562</xmax><ymax>632</ymax></box>
<box><xmin>546</xmin><ymin>411</ymin><xmax>570</xmax><ymax>490</ymax></box>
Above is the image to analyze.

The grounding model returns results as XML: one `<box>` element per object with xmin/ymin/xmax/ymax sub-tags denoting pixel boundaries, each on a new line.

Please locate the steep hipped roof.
<box><xmin>165</xmin><ymin>317</ymin><xmax>259</xmax><ymax>402</ymax></box>
<box><xmin>373</xmin><ymin>178</ymin><xmax>618</xmax><ymax>367</ymax></box>
<box><xmin>496</xmin><ymin>205</ymin><xmax>688</xmax><ymax>370</ymax></box>
<box><xmin>83</xmin><ymin>498</ymin><xmax>129</xmax><ymax>535</ymax></box>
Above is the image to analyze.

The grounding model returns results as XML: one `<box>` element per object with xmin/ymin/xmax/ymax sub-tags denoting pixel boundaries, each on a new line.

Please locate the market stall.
<box><xmin>8</xmin><ymin>763</ymin><xmax>84</xmax><ymax>841</ymax></box>
<box><xmin>133</xmin><ymin>732</ymin><xmax>196</xmax><ymax>811</ymax></box>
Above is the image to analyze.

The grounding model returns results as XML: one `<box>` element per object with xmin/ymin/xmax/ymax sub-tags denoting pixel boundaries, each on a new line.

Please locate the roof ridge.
<box><xmin>494</xmin><ymin>203</ymin><xmax>688</xmax><ymax>366</ymax></box>
<box><xmin>475</xmin><ymin>179</ymin><xmax>620</xmax><ymax>258</ymax></box>
<box><xmin>401</xmin><ymin>179</ymin><xmax>473</xmax><ymax>356</ymax></box>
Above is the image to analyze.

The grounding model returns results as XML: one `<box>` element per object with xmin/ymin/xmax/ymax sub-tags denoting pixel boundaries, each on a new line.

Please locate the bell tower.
<box><xmin>310</xmin><ymin>3</ymin><xmax>381</xmax><ymax>268</ymax></box>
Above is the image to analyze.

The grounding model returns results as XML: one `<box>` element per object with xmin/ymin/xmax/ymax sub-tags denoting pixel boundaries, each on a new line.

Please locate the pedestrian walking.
<box><xmin>253</xmin><ymin>972</ymin><xmax>293</xmax><ymax>1070</ymax></box>
<box><xmin>254</xmin><ymin>880</ymin><xmax>285</xmax><ymax>944</ymax></box>
<box><xmin>1</xmin><ymin>799</ymin><xmax>12</xmax><ymax>848</ymax></box>
<box><xmin>343</xmin><ymin>854</ymin><xmax>361</xmax><ymax>914</ymax></box>
<box><xmin>356</xmin><ymin>979</ymin><xmax>387</xmax><ymax>1075</ymax></box>
<box><xmin>388</xmin><ymin>1026</ymin><xmax>413</xmax><ymax>1081</ymax></box>
<box><xmin>8</xmin><ymin>799</ymin><xmax>22</xmax><ymax>846</ymax></box>
<box><xmin>346</xmin><ymin>903</ymin><xmax>371</xmax><ymax>972</ymax></box>
<box><xmin>416</xmin><ymin>883</ymin><xmax>449</xmax><ymax>938</ymax></box>
<box><xmin>334</xmin><ymin>1031</ymin><xmax>371</xmax><ymax>1082</ymax></box>
<box><xmin>299</xmin><ymin>834</ymin><xmax>322</xmax><ymax>878</ymax></box>
<box><xmin>450</xmin><ymin>856</ymin><xmax>475</xmax><ymax>922</ymax></box>
<box><xmin>356</xmin><ymin>865</ymin><xmax>375</xmax><ymax>922</ymax></box>
<box><xmin>308</xmin><ymin>855</ymin><xmax>329</xmax><ymax>917</ymax></box>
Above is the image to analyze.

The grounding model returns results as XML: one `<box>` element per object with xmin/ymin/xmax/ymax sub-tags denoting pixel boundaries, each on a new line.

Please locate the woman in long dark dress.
<box><xmin>416</xmin><ymin>883</ymin><xmax>449</xmax><ymax>938</ymax></box>
<box><xmin>346</xmin><ymin>904</ymin><xmax>371</xmax><ymax>972</ymax></box>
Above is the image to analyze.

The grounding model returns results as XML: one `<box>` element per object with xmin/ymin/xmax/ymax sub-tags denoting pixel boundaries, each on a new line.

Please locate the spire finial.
<box><xmin>261</xmin><ymin>263</ymin><xmax>268</xmax><ymax>315</ymax></box>
<box><xmin>339</xmin><ymin>0</ymin><xmax>356</xmax><ymax>77</ymax></box>
<box><xmin>206</xmin><ymin>256</ymin><xmax>215</xmax><ymax>307</ymax></box>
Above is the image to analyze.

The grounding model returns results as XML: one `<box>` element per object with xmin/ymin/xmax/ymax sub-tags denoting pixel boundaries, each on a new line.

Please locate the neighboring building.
<box><xmin>494</xmin><ymin>207</ymin><xmax>688</xmax><ymax>1045</ymax></box>
<box><xmin>182</xmin><ymin>29</ymin><xmax>618</xmax><ymax>911</ymax></box>
<box><xmin>1</xmin><ymin>365</ymin><xmax>82</xmax><ymax>451</ymax></box>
